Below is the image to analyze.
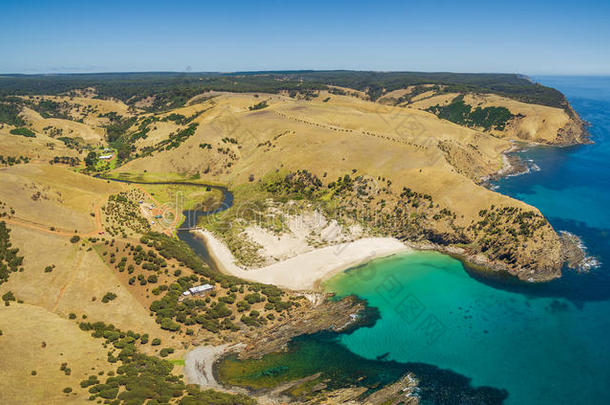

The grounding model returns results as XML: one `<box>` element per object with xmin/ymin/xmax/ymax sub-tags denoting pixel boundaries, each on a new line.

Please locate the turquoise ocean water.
<box><xmin>326</xmin><ymin>76</ymin><xmax>610</xmax><ymax>404</ymax></box>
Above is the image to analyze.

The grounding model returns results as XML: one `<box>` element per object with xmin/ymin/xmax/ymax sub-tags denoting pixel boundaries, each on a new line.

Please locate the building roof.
<box><xmin>189</xmin><ymin>284</ymin><xmax>214</xmax><ymax>294</ymax></box>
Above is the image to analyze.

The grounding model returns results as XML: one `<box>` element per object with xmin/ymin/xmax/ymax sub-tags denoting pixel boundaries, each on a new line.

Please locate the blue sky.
<box><xmin>1</xmin><ymin>0</ymin><xmax>609</xmax><ymax>74</ymax></box>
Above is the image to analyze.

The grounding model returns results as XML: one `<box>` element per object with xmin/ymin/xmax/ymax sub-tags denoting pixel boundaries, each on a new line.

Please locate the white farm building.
<box><xmin>182</xmin><ymin>284</ymin><xmax>214</xmax><ymax>297</ymax></box>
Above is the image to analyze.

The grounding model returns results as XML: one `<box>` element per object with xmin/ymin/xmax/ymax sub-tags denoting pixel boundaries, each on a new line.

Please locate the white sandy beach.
<box><xmin>193</xmin><ymin>230</ymin><xmax>410</xmax><ymax>290</ymax></box>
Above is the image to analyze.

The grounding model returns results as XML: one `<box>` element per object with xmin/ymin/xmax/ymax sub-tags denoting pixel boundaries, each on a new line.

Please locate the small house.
<box><xmin>182</xmin><ymin>284</ymin><xmax>214</xmax><ymax>297</ymax></box>
<box><xmin>98</xmin><ymin>154</ymin><xmax>113</xmax><ymax>160</ymax></box>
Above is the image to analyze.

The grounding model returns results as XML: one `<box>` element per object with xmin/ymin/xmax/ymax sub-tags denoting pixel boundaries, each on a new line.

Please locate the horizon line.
<box><xmin>1</xmin><ymin>70</ymin><xmax>609</xmax><ymax>77</ymax></box>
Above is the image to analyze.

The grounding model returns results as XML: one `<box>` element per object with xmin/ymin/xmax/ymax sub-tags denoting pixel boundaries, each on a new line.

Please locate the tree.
<box><xmin>85</xmin><ymin>152</ymin><xmax>97</xmax><ymax>167</ymax></box>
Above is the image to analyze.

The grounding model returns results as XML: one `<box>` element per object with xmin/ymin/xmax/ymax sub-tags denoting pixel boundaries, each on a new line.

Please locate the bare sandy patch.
<box><xmin>184</xmin><ymin>344</ymin><xmax>245</xmax><ymax>389</ymax></box>
<box><xmin>243</xmin><ymin>208</ymin><xmax>364</xmax><ymax>266</ymax></box>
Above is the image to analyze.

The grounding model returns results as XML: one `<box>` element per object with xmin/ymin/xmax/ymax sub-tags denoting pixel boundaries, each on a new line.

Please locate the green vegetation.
<box><xmin>57</xmin><ymin>136</ymin><xmax>86</xmax><ymax>152</ymax></box>
<box><xmin>60</xmin><ymin>362</ymin><xmax>72</xmax><ymax>376</ymax></box>
<box><xmin>0</xmin><ymin>72</ymin><xmax>325</xmax><ymax>112</ymax></box>
<box><xmin>165</xmin><ymin>113</ymin><xmax>186</xmax><ymax>123</ymax></box>
<box><xmin>0</xmin><ymin>72</ymin><xmax>571</xmax><ymax>117</ymax></box>
<box><xmin>102</xmin><ymin>292</ymin><xmax>117</xmax><ymax>303</ymax></box>
<box><xmin>99</xmin><ymin>233</ymin><xmax>295</xmax><ymax>336</ymax></box>
<box><xmin>140</xmin><ymin>183</ymin><xmax>222</xmax><ymax>211</ymax></box>
<box><xmin>129</xmin><ymin>116</ymin><xmax>156</xmax><ymax>142</ymax></box>
<box><xmin>70</xmin><ymin>235</ymin><xmax>81</xmax><ymax>243</ymax></box>
<box><xmin>0</xmin><ymin>98</ymin><xmax>25</xmax><ymax>126</ymax></box>
<box><xmin>84</xmin><ymin>151</ymin><xmax>97</xmax><ymax>168</ymax></box>
<box><xmin>217</xmin><ymin>168</ymin><xmax>465</xmax><ymax>252</ymax></box>
<box><xmin>286</xmin><ymin>71</ymin><xmax>569</xmax><ymax>109</ymax></box>
<box><xmin>104</xmin><ymin>115</ymin><xmax>137</xmax><ymax>162</ymax></box>
<box><xmin>427</xmin><ymin>95</ymin><xmax>515</xmax><ymax>130</ymax></box>
<box><xmin>468</xmin><ymin>205</ymin><xmax>548</xmax><ymax>262</ymax></box>
<box><xmin>2</xmin><ymin>290</ymin><xmax>16</xmax><ymax>306</ymax></box>
<box><xmin>26</xmin><ymin>99</ymin><xmax>69</xmax><ymax>119</ymax></box>
<box><xmin>0</xmin><ymin>155</ymin><xmax>30</xmax><ymax>166</ymax></box>
<box><xmin>9</xmin><ymin>127</ymin><xmax>36</xmax><ymax>137</ymax></box>
<box><xmin>394</xmin><ymin>84</ymin><xmax>441</xmax><ymax>104</ymax></box>
<box><xmin>0</xmin><ymin>221</ymin><xmax>24</xmax><ymax>286</ymax></box>
<box><xmin>155</xmin><ymin>123</ymin><xmax>198</xmax><ymax>151</ymax></box>
<box><xmin>103</xmin><ymin>191</ymin><xmax>150</xmax><ymax>237</ymax></box>
<box><xmin>248</xmin><ymin>100</ymin><xmax>268</xmax><ymax>111</ymax></box>
<box><xmin>78</xmin><ymin>321</ymin><xmax>256</xmax><ymax>404</ymax></box>
<box><xmin>49</xmin><ymin>156</ymin><xmax>80</xmax><ymax>166</ymax></box>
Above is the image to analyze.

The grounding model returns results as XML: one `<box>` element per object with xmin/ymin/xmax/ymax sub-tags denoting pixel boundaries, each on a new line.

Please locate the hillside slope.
<box><xmin>114</xmin><ymin>92</ymin><xmax>569</xmax><ymax>281</ymax></box>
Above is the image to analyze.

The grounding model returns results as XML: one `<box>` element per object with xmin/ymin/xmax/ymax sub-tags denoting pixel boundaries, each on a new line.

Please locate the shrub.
<box><xmin>159</xmin><ymin>347</ymin><xmax>175</xmax><ymax>357</ymax></box>
<box><xmin>101</xmin><ymin>292</ymin><xmax>117</xmax><ymax>303</ymax></box>
<box><xmin>2</xmin><ymin>291</ymin><xmax>16</xmax><ymax>306</ymax></box>
<box><xmin>10</xmin><ymin>127</ymin><xmax>36</xmax><ymax>137</ymax></box>
<box><xmin>69</xmin><ymin>235</ymin><xmax>80</xmax><ymax>243</ymax></box>
<box><xmin>160</xmin><ymin>318</ymin><xmax>180</xmax><ymax>332</ymax></box>
<box><xmin>249</xmin><ymin>100</ymin><xmax>268</xmax><ymax>111</ymax></box>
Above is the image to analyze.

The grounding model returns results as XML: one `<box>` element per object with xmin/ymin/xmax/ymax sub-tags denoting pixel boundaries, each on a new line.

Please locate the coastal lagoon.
<box><xmin>217</xmin><ymin>76</ymin><xmax>610</xmax><ymax>404</ymax></box>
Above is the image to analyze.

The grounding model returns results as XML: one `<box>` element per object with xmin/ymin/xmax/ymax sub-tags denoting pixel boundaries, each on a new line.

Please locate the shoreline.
<box><xmin>184</xmin><ymin>344</ymin><xmax>246</xmax><ymax>391</ymax></box>
<box><xmin>188</xmin><ymin>118</ymin><xmax>590</xmax><ymax>288</ymax></box>
<box><xmin>192</xmin><ymin>230</ymin><xmax>411</xmax><ymax>290</ymax></box>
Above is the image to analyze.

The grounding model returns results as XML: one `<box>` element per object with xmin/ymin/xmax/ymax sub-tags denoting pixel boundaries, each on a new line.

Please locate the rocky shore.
<box><xmin>238</xmin><ymin>294</ymin><xmax>371</xmax><ymax>360</ymax></box>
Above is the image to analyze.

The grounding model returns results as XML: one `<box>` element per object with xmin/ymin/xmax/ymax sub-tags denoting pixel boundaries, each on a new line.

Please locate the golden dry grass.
<box><xmin>0</xmin><ymin>164</ymin><xmax>123</xmax><ymax>232</ymax></box>
<box><xmin>20</xmin><ymin>107</ymin><xmax>106</xmax><ymax>145</ymax></box>
<box><xmin>0</xmin><ymin>225</ymin><xmax>172</xmax><ymax>340</ymax></box>
<box><xmin>0</xmin><ymin>304</ymin><xmax>112</xmax><ymax>404</ymax></box>
<box><xmin>0</xmin><ymin>126</ymin><xmax>79</xmax><ymax>162</ymax></box>
<box><xmin>117</xmin><ymin>92</ymin><xmax>526</xmax><ymax>223</ymax></box>
<box><xmin>408</xmin><ymin>92</ymin><xmax>574</xmax><ymax>144</ymax></box>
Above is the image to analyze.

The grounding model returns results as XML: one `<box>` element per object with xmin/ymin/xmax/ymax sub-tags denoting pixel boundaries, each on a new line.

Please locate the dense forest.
<box><xmin>0</xmin><ymin>71</ymin><xmax>569</xmax><ymax>113</ymax></box>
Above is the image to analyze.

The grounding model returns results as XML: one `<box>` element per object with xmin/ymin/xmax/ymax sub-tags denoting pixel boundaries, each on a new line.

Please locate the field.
<box><xmin>139</xmin><ymin>183</ymin><xmax>223</xmax><ymax>211</ymax></box>
<box><xmin>0</xmin><ymin>304</ymin><xmax>113</xmax><ymax>404</ymax></box>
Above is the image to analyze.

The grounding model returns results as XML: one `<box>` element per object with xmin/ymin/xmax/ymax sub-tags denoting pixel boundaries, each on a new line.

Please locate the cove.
<box><xmin>325</xmin><ymin>76</ymin><xmax>610</xmax><ymax>405</ymax></box>
<box><xmin>215</xmin><ymin>76</ymin><xmax>610</xmax><ymax>404</ymax></box>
